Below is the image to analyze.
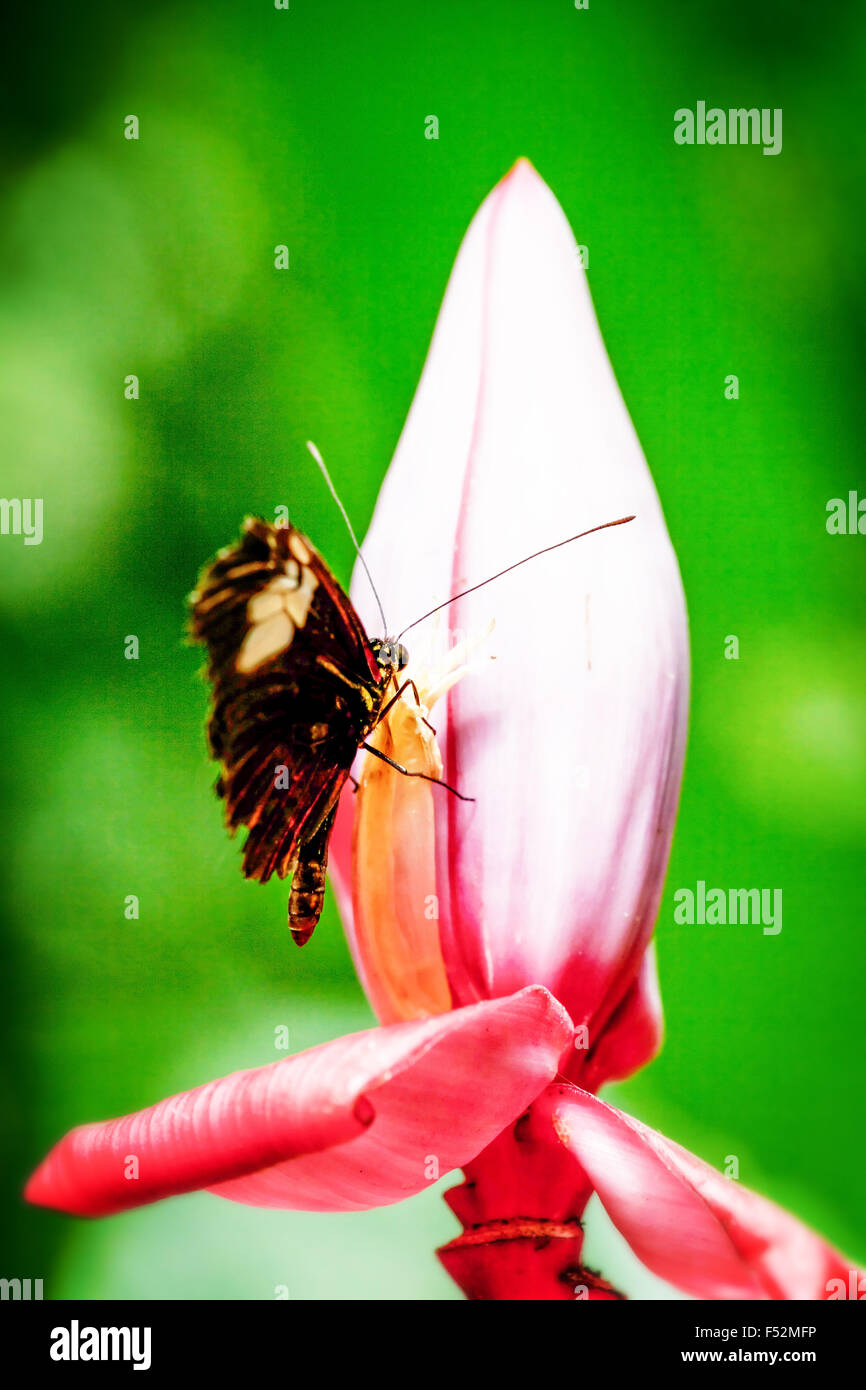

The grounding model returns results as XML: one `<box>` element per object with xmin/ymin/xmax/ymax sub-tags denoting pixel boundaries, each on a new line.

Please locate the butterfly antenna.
<box><xmin>396</xmin><ymin>515</ymin><xmax>636</xmax><ymax>642</ymax></box>
<box><xmin>306</xmin><ymin>441</ymin><xmax>389</xmax><ymax>635</ymax></box>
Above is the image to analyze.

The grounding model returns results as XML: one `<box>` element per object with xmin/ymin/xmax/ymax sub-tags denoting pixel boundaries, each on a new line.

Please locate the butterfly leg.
<box><xmin>360</xmin><ymin>742</ymin><xmax>474</xmax><ymax>802</ymax></box>
<box><xmin>375</xmin><ymin>679</ymin><xmax>436</xmax><ymax>735</ymax></box>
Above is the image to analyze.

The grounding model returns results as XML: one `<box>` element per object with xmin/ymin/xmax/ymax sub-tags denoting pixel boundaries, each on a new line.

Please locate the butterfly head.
<box><xmin>371</xmin><ymin>638</ymin><xmax>409</xmax><ymax>673</ymax></box>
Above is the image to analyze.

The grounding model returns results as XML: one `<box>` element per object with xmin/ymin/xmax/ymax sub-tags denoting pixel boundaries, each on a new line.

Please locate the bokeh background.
<box><xmin>2</xmin><ymin>0</ymin><xmax>864</xmax><ymax>1299</ymax></box>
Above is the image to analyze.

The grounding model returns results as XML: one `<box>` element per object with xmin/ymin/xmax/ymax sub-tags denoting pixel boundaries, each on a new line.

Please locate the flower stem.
<box><xmin>437</xmin><ymin>1097</ymin><xmax>625</xmax><ymax>1301</ymax></box>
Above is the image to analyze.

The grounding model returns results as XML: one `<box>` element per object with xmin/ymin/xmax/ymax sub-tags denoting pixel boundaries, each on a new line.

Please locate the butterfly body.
<box><xmin>190</xmin><ymin>517</ymin><xmax>403</xmax><ymax>945</ymax></box>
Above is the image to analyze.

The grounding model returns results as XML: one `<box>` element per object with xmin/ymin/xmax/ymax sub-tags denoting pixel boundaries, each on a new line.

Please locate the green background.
<box><xmin>1</xmin><ymin>0</ymin><xmax>864</xmax><ymax>1299</ymax></box>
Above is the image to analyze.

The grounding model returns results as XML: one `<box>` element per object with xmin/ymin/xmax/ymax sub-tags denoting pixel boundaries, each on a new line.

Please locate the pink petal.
<box><xmin>536</xmin><ymin>1083</ymin><xmax>853</xmax><ymax>1300</ymax></box>
<box><xmin>26</xmin><ymin>987</ymin><xmax>571</xmax><ymax>1216</ymax></box>
<box><xmin>573</xmin><ymin>943</ymin><xmax>664</xmax><ymax>1089</ymax></box>
<box><xmin>334</xmin><ymin>160</ymin><xmax>688</xmax><ymax>1061</ymax></box>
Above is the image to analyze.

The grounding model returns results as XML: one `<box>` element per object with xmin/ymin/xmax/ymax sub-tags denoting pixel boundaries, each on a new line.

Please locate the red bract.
<box><xmin>26</xmin><ymin>162</ymin><xmax>855</xmax><ymax>1302</ymax></box>
<box><xmin>532</xmin><ymin>1084</ymin><xmax>853</xmax><ymax>1301</ymax></box>
<box><xmin>26</xmin><ymin>988</ymin><xmax>572</xmax><ymax>1217</ymax></box>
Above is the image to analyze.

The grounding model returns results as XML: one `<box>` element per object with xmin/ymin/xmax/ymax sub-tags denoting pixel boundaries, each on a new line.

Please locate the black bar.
<box><xmin>3</xmin><ymin>1297</ymin><xmax>863</xmax><ymax>1374</ymax></box>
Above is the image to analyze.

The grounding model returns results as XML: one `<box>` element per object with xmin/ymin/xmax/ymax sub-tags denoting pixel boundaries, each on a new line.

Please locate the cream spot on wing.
<box><xmin>283</xmin><ymin>566</ymin><xmax>318</xmax><ymax>626</ymax></box>
<box><xmin>224</xmin><ymin>561</ymin><xmax>271</xmax><ymax>581</ymax></box>
<box><xmin>237</xmin><ymin>612</ymin><xmax>295</xmax><ymax>672</ymax></box>
<box><xmin>248</xmin><ymin>589</ymin><xmax>286</xmax><ymax>624</ymax></box>
<box><xmin>268</xmin><ymin>573</ymin><xmax>300</xmax><ymax>597</ymax></box>
<box><xmin>236</xmin><ymin>566</ymin><xmax>318</xmax><ymax>672</ymax></box>
<box><xmin>289</xmin><ymin>533</ymin><xmax>313</xmax><ymax>565</ymax></box>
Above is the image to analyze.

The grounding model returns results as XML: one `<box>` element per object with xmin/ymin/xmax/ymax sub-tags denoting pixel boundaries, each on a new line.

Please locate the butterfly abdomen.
<box><xmin>286</xmin><ymin>808</ymin><xmax>338</xmax><ymax>946</ymax></box>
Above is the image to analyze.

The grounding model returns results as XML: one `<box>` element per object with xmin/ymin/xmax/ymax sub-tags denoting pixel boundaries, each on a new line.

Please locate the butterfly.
<box><xmin>188</xmin><ymin>514</ymin><xmax>458</xmax><ymax>945</ymax></box>
<box><xmin>190</xmin><ymin>447</ymin><xmax>635</xmax><ymax>947</ymax></box>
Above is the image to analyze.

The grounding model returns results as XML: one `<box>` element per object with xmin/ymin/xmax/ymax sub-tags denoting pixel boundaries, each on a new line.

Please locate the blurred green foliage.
<box><xmin>1</xmin><ymin>0</ymin><xmax>864</xmax><ymax>1298</ymax></box>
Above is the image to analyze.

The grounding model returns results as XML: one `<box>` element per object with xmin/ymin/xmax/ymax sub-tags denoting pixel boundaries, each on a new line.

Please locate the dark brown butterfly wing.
<box><xmin>189</xmin><ymin>517</ymin><xmax>387</xmax><ymax>944</ymax></box>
